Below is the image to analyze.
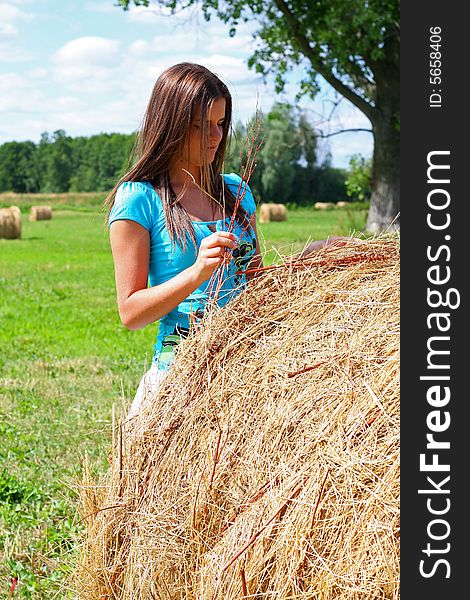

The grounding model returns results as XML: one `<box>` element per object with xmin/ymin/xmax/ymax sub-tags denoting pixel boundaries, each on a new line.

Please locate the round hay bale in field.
<box><xmin>314</xmin><ymin>201</ymin><xmax>335</xmax><ymax>210</ymax></box>
<box><xmin>258</xmin><ymin>203</ymin><xmax>287</xmax><ymax>223</ymax></box>
<box><xmin>336</xmin><ymin>201</ymin><xmax>348</xmax><ymax>208</ymax></box>
<box><xmin>29</xmin><ymin>205</ymin><xmax>52</xmax><ymax>221</ymax></box>
<box><xmin>0</xmin><ymin>206</ymin><xmax>21</xmax><ymax>239</ymax></box>
<box><xmin>74</xmin><ymin>236</ymin><xmax>400</xmax><ymax>600</ymax></box>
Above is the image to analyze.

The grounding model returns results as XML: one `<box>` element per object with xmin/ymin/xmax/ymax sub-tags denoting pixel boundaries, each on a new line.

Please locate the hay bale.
<box><xmin>314</xmin><ymin>201</ymin><xmax>335</xmax><ymax>209</ymax></box>
<box><xmin>29</xmin><ymin>205</ymin><xmax>52</xmax><ymax>221</ymax></box>
<box><xmin>0</xmin><ymin>206</ymin><xmax>21</xmax><ymax>239</ymax></box>
<box><xmin>336</xmin><ymin>201</ymin><xmax>348</xmax><ymax>208</ymax></box>
<box><xmin>74</xmin><ymin>236</ymin><xmax>400</xmax><ymax>599</ymax></box>
<box><xmin>259</xmin><ymin>203</ymin><xmax>287</xmax><ymax>223</ymax></box>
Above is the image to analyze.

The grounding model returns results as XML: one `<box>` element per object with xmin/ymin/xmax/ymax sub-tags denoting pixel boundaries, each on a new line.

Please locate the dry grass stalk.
<box><xmin>207</xmin><ymin>106</ymin><xmax>264</xmax><ymax>307</ymax></box>
<box><xmin>0</xmin><ymin>206</ymin><xmax>21</xmax><ymax>239</ymax></box>
<box><xmin>29</xmin><ymin>205</ymin><xmax>52</xmax><ymax>221</ymax></box>
<box><xmin>72</xmin><ymin>235</ymin><xmax>400</xmax><ymax>599</ymax></box>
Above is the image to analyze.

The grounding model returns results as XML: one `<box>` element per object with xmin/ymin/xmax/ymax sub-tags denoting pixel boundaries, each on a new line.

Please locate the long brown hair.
<box><xmin>105</xmin><ymin>62</ymin><xmax>247</xmax><ymax>248</ymax></box>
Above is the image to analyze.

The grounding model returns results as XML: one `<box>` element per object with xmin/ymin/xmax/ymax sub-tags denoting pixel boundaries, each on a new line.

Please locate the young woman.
<box><xmin>105</xmin><ymin>63</ymin><xmax>262</xmax><ymax>417</ymax></box>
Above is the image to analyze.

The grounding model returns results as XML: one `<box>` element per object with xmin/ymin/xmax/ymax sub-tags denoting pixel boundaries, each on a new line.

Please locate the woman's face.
<box><xmin>188</xmin><ymin>97</ymin><xmax>226</xmax><ymax>167</ymax></box>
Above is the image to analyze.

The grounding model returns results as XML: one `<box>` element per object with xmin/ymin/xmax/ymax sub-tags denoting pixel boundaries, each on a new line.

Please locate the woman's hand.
<box><xmin>300</xmin><ymin>236</ymin><xmax>352</xmax><ymax>257</ymax></box>
<box><xmin>192</xmin><ymin>231</ymin><xmax>238</xmax><ymax>281</ymax></box>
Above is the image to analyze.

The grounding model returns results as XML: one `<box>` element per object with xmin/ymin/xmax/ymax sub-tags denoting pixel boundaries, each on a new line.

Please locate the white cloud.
<box><xmin>0</xmin><ymin>1</ymin><xmax>35</xmax><ymax>62</ymax></box>
<box><xmin>0</xmin><ymin>73</ymin><xmax>43</xmax><ymax>112</ymax></box>
<box><xmin>152</xmin><ymin>32</ymin><xmax>207</xmax><ymax>55</ymax></box>
<box><xmin>129</xmin><ymin>39</ymin><xmax>150</xmax><ymax>56</ymax></box>
<box><xmin>51</xmin><ymin>37</ymin><xmax>122</xmax><ymax>93</ymax></box>
<box><xmin>127</xmin><ymin>4</ymin><xmax>177</xmax><ymax>23</ymax></box>
<box><xmin>0</xmin><ymin>42</ymin><xmax>32</xmax><ymax>63</ymax></box>
<box><xmin>29</xmin><ymin>67</ymin><xmax>48</xmax><ymax>79</ymax></box>
<box><xmin>0</xmin><ymin>2</ymin><xmax>34</xmax><ymax>24</ymax></box>
<box><xmin>205</xmin><ymin>33</ymin><xmax>256</xmax><ymax>55</ymax></box>
<box><xmin>8</xmin><ymin>0</ymin><xmax>39</xmax><ymax>5</ymax></box>
<box><xmin>44</xmin><ymin>8</ymin><xmax>266</xmax><ymax>127</ymax></box>
<box><xmin>0</xmin><ymin>50</ymin><xmax>34</xmax><ymax>64</ymax></box>
<box><xmin>127</xmin><ymin>20</ymin><xmax>256</xmax><ymax>59</ymax></box>
<box><xmin>0</xmin><ymin>1</ymin><xmax>34</xmax><ymax>41</ymax></box>
<box><xmin>0</xmin><ymin>21</ymin><xmax>17</xmax><ymax>38</ymax></box>
<box><xmin>55</xmin><ymin>96</ymin><xmax>85</xmax><ymax>111</ymax></box>
<box><xmin>85</xmin><ymin>1</ymin><xmax>117</xmax><ymax>15</ymax></box>
<box><xmin>0</xmin><ymin>71</ymin><xmax>97</xmax><ymax>141</ymax></box>
<box><xmin>53</xmin><ymin>36</ymin><xmax>120</xmax><ymax>65</ymax></box>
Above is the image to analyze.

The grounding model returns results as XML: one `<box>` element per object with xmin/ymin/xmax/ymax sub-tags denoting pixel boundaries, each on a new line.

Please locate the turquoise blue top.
<box><xmin>108</xmin><ymin>173</ymin><xmax>257</xmax><ymax>370</ymax></box>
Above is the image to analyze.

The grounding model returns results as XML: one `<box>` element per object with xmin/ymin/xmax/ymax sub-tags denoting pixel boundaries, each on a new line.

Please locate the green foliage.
<box><xmin>335</xmin><ymin>207</ymin><xmax>368</xmax><ymax>236</ymax></box>
<box><xmin>224</xmin><ymin>121</ymin><xmax>250</xmax><ymax>179</ymax></box>
<box><xmin>0</xmin><ymin>141</ymin><xmax>38</xmax><ymax>193</ymax></box>
<box><xmin>0</xmin><ymin>132</ymin><xmax>135</xmax><ymax>194</ymax></box>
<box><xmin>260</xmin><ymin>103</ymin><xmax>300</xmax><ymax>201</ymax></box>
<box><xmin>345</xmin><ymin>154</ymin><xmax>372</xmax><ymax>201</ymax></box>
<box><xmin>39</xmin><ymin>130</ymin><xmax>74</xmax><ymax>193</ymax></box>
<box><xmin>226</xmin><ymin>104</ymin><xmax>346</xmax><ymax>205</ymax></box>
<box><xmin>314</xmin><ymin>164</ymin><xmax>348</xmax><ymax>203</ymax></box>
<box><xmin>0</xmin><ymin>469</ymin><xmax>41</xmax><ymax>504</ymax></box>
<box><xmin>69</xmin><ymin>132</ymin><xmax>135</xmax><ymax>192</ymax></box>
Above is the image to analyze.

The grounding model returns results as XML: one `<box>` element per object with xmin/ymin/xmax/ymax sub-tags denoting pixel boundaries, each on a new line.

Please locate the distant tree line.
<box><xmin>225</xmin><ymin>103</ymin><xmax>350</xmax><ymax>205</ymax></box>
<box><xmin>0</xmin><ymin>130</ymin><xmax>135</xmax><ymax>194</ymax></box>
<box><xmin>0</xmin><ymin>104</ymin><xmax>369</xmax><ymax>204</ymax></box>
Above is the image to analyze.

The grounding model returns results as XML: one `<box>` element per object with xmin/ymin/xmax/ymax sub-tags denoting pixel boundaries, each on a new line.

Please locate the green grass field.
<box><xmin>0</xmin><ymin>194</ymin><xmax>367</xmax><ymax>598</ymax></box>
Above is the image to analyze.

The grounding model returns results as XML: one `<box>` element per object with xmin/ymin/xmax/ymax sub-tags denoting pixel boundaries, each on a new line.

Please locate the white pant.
<box><xmin>127</xmin><ymin>363</ymin><xmax>168</xmax><ymax>419</ymax></box>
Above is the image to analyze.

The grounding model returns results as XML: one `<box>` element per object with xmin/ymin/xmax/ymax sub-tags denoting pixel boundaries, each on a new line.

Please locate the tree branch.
<box><xmin>317</xmin><ymin>128</ymin><xmax>373</xmax><ymax>139</ymax></box>
<box><xmin>272</xmin><ymin>0</ymin><xmax>376</xmax><ymax>122</ymax></box>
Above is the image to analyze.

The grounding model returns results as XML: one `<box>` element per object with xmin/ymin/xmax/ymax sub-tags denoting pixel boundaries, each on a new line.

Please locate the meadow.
<box><xmin>0</xmin><ymin>193</ymin><xmax>367</xmax><ymax>598</ymax></box>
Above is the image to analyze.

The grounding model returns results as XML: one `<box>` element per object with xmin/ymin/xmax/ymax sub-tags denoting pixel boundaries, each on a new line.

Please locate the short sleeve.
<box><xmin>223</xmin><ymin>173</ymin><xmax>256</xmax><ymax>218</ymax></box>
<box><xmin>108</xmin><ymin>181</ymin><xmax>155</xmax><ymax>231</ymax></box>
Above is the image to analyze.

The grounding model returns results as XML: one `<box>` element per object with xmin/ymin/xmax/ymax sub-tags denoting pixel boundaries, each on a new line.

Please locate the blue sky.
<box><xmin>0</xmin><ymin>0</ymin><xmax>373</xmax><ymax>168</ymax></box>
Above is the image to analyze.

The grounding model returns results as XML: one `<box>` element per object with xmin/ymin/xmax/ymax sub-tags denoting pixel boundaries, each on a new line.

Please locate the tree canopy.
<box><xmin>224</xmin><ymin>103</ymin><xmax>347</xmax><ymax>205</ymax></box>
<box><xmin>0</xmin><ymin>132</ymin><xmax>135</xmax><ymax>195</ymax></box>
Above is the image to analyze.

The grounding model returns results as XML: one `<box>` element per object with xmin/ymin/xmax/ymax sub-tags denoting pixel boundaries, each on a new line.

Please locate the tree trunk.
<box><xmin>366</xmin><ymin>121</ymin><xmax>400</xmax><ymax>232</ymax></box>
<box><xmin>366</xmin><ymin>73</ymin><xmax>400</xmax><ymax>233</ymax></box>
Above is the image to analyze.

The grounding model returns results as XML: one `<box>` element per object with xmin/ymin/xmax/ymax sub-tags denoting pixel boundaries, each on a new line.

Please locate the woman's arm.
<box><xmin>299</xmin><ymin>236</ymin><xmax>352</xmax><ymax>257</ymax></box>
<box><xmin>110</xmin><ymin>220</ymin><xmax>238</xmax><ymax>330</ymax></box>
